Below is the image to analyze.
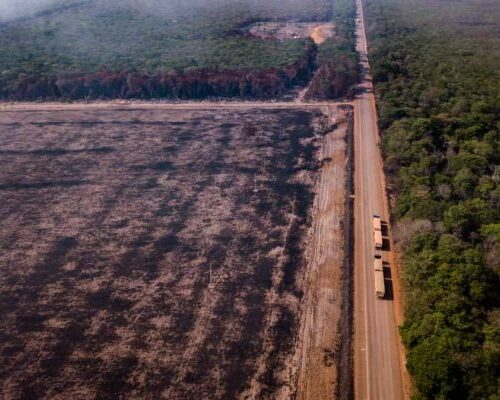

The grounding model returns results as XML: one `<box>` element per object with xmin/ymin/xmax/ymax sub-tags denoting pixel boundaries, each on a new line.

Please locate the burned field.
<box><xmin>0</xmin><ymin>107</ymin><xmax>331</xmax><ymax>399</ymax></box>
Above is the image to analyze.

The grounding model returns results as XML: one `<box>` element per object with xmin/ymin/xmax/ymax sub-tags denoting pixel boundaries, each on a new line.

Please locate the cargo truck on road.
<box><xmin>373</xmin><ymin>214</ymin><xmax>383</xmax><ymax>250</ymax></box>
<box><xmin>374</xmin><ymin>255</ymin><xmax>385</xmax><ymax>298</ymax></box>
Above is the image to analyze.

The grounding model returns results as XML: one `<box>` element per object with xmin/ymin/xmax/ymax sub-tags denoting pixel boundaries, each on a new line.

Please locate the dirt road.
<box><xmin>353</xmin><ymin>1</ymin><xmax>409</xmax><ymax>399</ymax></box>
<box><xmin>295</xmin><ymin>105</ymin><xmax>351</xmax><ymax>400</ymax></box>
<box><xmin>0</xmin><ymin>101</ymin><xmax>340</xmax><ymax>112</ymax></box>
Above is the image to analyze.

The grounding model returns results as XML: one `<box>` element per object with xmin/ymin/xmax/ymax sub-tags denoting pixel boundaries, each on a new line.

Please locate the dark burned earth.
<box><xmin>0</xmin><ymin>108</ymin><xmax>328</xmax><ymax>399</ymax></box>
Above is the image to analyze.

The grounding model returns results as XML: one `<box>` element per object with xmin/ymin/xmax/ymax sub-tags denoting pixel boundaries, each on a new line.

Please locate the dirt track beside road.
<box><xmin>295</xmin><ymin>105</ymin><xmax>352</xmax><ymax>400</ymax></box>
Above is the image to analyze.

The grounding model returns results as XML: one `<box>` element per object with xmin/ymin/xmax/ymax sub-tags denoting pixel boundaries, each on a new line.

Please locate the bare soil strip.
<box><xmin>309</xmin><ymin>24</ymin><xmax>335</xmax><ymax>44</ymax></box>
<box><xmin>0</xmin><ymin>101</ymin><xmax>347</xmax><ymax>111</ymax></box>
<box><xmin>294</xmin><ymin>105</ymin><xmax>351</xmax><ymax>400</ymax></box>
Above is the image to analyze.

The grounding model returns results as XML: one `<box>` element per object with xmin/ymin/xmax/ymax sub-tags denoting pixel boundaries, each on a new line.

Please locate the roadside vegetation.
<box><xmin>0</xmin><ymin>0</ymin><xmax>331</xmax><ymax>100</ymax></box>
<box><xmin>364</xmin><ymin>0</ymin><xmax>500</xmax><ymax>398</ymax></box>
<box><xmin>305</xmin><ymin>0</ymin><xmax>359</xmax><ymax>100</ymax></box>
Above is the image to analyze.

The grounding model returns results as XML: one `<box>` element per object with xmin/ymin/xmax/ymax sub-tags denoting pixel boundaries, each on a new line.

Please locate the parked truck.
<box><xmin>373</xmin><ymin>214</ymin><xmax>383</xmax><ymax>249</ymax></box>
<box><xmin>374</xmin><ymin>255</ymin><xmax>385</xmax><ymax>298</ymax></box>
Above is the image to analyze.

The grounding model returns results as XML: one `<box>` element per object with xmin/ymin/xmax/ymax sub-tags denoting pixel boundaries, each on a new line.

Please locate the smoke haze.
<box><xmin>0</xmin><ymin>0</ymin><xmax>309</xmax><ymax>21</ymax></box>
<box><xmin>0</xmin><ymin>0</ymin><xmax>330</xmax><ymax>84</ymax></box>
<box><xmin>0</xmin><ymin>0</ymin><xmax>61</xmax><ymax>20</ymax></box>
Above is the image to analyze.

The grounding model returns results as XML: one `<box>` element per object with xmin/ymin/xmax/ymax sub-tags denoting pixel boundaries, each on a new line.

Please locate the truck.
<box><xmin>374</xmin><ymin>255</ymin><xmax>385</xmax><ymax>298</ymax></box>
<box><xmin>374</xmin><ymin>229</ymin><xmax>383</xmax><ymax>250</ymax></box>
<box><xmin>373</xmin><ymin>214</ymin><xmax>383</xmax><ymax>249</ymax></box>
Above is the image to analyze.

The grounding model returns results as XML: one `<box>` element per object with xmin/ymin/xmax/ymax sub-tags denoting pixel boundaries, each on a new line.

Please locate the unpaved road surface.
<box><xmin>295</xmin><ymin>105</ymin><xmax>351</xmax><ymax>400</ymax></box>
<box><xmin>0</xmin><ymin>101</ymin><xmax>339</xmax><ymax>112</ymax></box>
<box><xmin>353</xmin><ymin>1</ymin><xmax>409</xmax><ymax>399</ymax></box>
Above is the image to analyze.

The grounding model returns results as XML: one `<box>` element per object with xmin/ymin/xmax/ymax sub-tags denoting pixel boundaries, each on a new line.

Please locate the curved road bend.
<box><xmin>353</xmin><ymin>1</ymin><xmax>409</xmax><ymax>399</ymax></box>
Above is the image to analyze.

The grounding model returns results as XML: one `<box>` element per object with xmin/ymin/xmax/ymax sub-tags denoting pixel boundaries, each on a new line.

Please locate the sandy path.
<box><xmin>0</xmin><ymin>101</ymin><xmax>347</xmax><ymax>112</ymax></box>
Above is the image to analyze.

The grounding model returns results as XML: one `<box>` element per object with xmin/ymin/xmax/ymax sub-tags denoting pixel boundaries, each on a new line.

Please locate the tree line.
<box><xmin>0</xmin><ymin>44</ymin><xmax>316</xmax><ymax>100</ymax></box>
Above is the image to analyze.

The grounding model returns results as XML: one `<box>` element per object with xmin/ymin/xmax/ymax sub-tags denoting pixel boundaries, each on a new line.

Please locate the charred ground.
<box><xmin>0</xmin><ymin>107</ymin><xmax>330</xmax><ymax>399</ymax></box>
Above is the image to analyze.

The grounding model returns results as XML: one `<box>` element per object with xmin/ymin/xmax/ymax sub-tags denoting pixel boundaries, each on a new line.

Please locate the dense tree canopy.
<box><xmin>0</xmin><ymin>0</ymin><xmax>332</xmax><ymax>99</ymax></box>
<box><xmin>364</xmin><ymin>0</ymin><xmax>500</xmax><ymax>398</ymax></box>
<box><xmin>0</xmin><ymin>0</ymin><xmax>360</xmax><ymax>100</ymax></box>
<box><xmin>305</xmin><ymin>0</ymin><xmax>359</xmax><ymax>100</ymax></box>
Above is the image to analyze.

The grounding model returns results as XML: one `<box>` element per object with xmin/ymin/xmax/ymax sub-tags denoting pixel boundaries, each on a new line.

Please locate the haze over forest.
<box><xmin>0</xmin><ymin>0</ymin><xmax>359</xmax><ymax>100</ymax></box>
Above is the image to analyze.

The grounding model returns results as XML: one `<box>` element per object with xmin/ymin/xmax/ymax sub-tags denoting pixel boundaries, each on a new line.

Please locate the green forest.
<box><xmin>364</xmin><ymin>0</ymin><xmax>500</xmax><ymax>398</ymax></box>
<box><xmin>0</xmin><ymin>0</ymin><xmax>337</xmax><ymax>99</ymax></box>
<box><xmin>305</xmin><ymin>0</ymin><xmax>359</xmax><ymax>99</ymax></box>
<box><xmin>0</xmin><ymin>0</ymin><xmax>362</xmax><ymax>100</ymax></box>
<box><xmin>0</xmin><ymin>0</ymin><xmax>330</xmax><ymax>74</ymax></box>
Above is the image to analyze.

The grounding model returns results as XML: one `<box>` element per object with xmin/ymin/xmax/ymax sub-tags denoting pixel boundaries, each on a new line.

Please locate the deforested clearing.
<box><xmin>0</xmin><ymin>106</ymin><xmax>348</xmax><ymax>399</ymax></box>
